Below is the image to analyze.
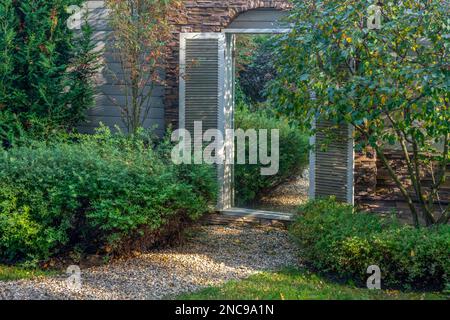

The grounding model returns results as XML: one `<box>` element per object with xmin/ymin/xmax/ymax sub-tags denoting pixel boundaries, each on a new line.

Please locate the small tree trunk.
<box><xmin>398</xmin><ymin>136</ymin><xmax>436</xmax><ymax>226</ymax></box>
<box><xmin>375</xmin><ymin>145</ymin><xmax>421</xmax><ymax>228</ymax></box>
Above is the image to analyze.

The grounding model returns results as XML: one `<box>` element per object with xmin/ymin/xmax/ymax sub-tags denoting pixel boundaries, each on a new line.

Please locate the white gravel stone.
<box><xmin>0</xmin><ymin>223</ymin><xmax>298</xmax><ymax>300</ymax></box>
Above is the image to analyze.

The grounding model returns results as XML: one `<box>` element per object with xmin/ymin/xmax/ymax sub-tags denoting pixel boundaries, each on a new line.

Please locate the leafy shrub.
<box><xmin>290</xmin><ymin>198</ymin><xmax>450</xmax><ymax>290</ymax></box>
<box><xmin>0</xmin><ymin>128</ymin><xmax>217</xmax><ymax>264</ymax></box>
<box><xmin>234</xmin><ymin>106</ymin><xmax>309</xmax><ymax>205</ymax></box>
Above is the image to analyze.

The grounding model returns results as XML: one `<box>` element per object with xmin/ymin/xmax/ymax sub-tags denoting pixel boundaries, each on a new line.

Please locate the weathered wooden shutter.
<box><xmin>310</xmin><ymin>120</ymin><xmax>354</xmax><ymax>204</ymax></box>
<box><xmin>180</xmin><ymin>33</ymin><xmax>225</xmax><ymax>137</ymax></box>
<box><xmin>179</xmin><ymin>33</ymin><xmax>227</xmax><ymax>209</ymax></box>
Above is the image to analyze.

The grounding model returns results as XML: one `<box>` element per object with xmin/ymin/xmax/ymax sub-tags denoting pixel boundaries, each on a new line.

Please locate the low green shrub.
<box><xmin>0</xmin><ymin>128</ymin><xmax>217</xmax><ymax>264</ymax></box>
<box><xmin>290</xmin><ymin>198</ymin><xmax>450</xmax><ymax>290</ymax></box>
<box><xmin>234</xmin><ymin>106</ymin><xmax>309</xmax><ymax>205</ymax></box>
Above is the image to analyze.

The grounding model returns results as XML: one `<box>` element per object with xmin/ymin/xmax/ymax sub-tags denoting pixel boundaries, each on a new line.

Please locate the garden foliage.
<box><xmin>0</xmin><ymin>128</ymin><xmax>217</xmax><ymax>264</ymax></box>
<box><xmin>236</xmin><ymin>35</ymin><xmax>277</xmax><ymax>104</ymax></box>
<box><xmin>290</xmin><ymin>199</ymin><xmax>450</xmax><ymax>290</ymax></box>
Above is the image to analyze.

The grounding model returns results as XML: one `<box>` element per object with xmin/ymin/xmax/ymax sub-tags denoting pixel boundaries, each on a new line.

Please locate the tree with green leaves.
<box><xmin>270</xmin><ymin>0</ymin><xmax>449</xmax><ymax>227</ymax></box>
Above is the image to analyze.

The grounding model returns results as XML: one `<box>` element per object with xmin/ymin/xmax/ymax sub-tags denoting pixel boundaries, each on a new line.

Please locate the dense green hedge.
<box><xmin>290</xmin><ymin>199</ymin><xmax>450</xmax><ymax>290</ymax></box>
<box><xmin>0</xmin><ymin>128</ymin><xmax>217</xmax><ymax>264</ymax></box>
<box><xmin>234</xmin><ymin>106</ymin><xmax>309</xmax><ymax>205</ymax></box>
<box><xmin>0</xmin><ymin>0</ymin><xmax>99</xmax><ymax>129</ymax></box>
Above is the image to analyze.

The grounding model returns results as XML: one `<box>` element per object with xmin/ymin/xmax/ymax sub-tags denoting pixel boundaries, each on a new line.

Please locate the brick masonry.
<box><xmin>374</xmin><ymin>151</ymin><xmax>450</xmax><ymax>202</ymax></box>
<box><xmin>354</xmin><ymin>147</ymin><xmax>378</xmax><ymax>200</ymax></box>
<box><xmin>356</xmin><ymin>149</ymin><xmax>450</xmax><ymax>208</ymax></box>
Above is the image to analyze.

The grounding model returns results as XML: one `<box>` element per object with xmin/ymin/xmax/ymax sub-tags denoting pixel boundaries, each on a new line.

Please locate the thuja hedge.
<box><xmin>290</xmin><ymin>199</ymin><xmax>450</xmax><ymax>290</ymax></box>
<box><xmin>0</xmin><ymin>0</ymin><xmax>100</xmax><ymax>149</ymax></box>
<box><xmin>0</xmin><ymin>128</ymin><xmax>217</xmax><ymax>264</ymax></box>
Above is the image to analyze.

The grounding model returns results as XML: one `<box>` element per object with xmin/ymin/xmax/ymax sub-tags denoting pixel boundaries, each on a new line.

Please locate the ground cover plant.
<box><xmin>178</xmin><ymin>267</ymin><xmax>447</xmax><ymax>300</ymax></box>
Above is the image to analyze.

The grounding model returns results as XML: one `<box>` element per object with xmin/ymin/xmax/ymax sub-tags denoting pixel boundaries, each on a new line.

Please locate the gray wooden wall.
<box><xmin>226</xmin><ymin>8</ymin><xmax>290</xmax><ymax>30</ymax></box>
<box><xmin>79</xmin><ymin>1</ymin><xmax>165</xmax><ymax>136</ymax></box>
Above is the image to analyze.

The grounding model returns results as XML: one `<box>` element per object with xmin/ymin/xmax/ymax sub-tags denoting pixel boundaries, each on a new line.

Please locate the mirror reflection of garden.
<box><xmin>233</xmin><ymin>35</ymin><xmax>310</xmax><ymax>214</ymax></box>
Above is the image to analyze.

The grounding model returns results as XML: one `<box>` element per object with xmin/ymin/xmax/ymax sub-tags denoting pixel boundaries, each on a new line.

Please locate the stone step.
<box><xmin>221</xmin><ymin>207</ymin><xmax>294</xmax><ymax>222</ymax></box>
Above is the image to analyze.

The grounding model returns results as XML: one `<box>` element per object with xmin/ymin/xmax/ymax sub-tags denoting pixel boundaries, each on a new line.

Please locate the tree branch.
<box><xmin>374</xmin><ymin>144</ymin><xmax>421</xmax><ymax>228</ymax></box>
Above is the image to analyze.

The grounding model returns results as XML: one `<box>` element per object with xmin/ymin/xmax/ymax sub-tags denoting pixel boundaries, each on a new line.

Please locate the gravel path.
<box><xmin>254</xmin><ymin>169</ymin><xmax>310</xmax><ymax>214</ymax></box>
<box><xmin>0</xmin><ymin>223</ymin><xmax>298</xmax><ymax>300</ymax></box>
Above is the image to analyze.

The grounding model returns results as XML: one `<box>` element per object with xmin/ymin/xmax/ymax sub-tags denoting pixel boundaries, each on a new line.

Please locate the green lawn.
<box><xmin>0</xmin><ymin>265</ymin><xmax>54</xmax><ymax>282</ymax></box>
<box><xmin>178</xmin><ymin>268</ymin><xmax>447</xmax><ymax>300</ymax></box>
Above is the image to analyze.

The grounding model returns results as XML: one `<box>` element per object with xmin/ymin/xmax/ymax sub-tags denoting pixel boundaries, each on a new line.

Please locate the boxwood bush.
<box><xmin>234</xmin><ymin>106</ymin><xmax>309</xmax><ymax>205</ymax></box>
<box><xmin>290</xmin><ymin>198</ymin><xmax>450</xmax><ymax>290</ymax></box>
<box><xmin>0</xmin><ymin>128</ymin><xmax>217</xmax><ymax>264</ymax></box>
